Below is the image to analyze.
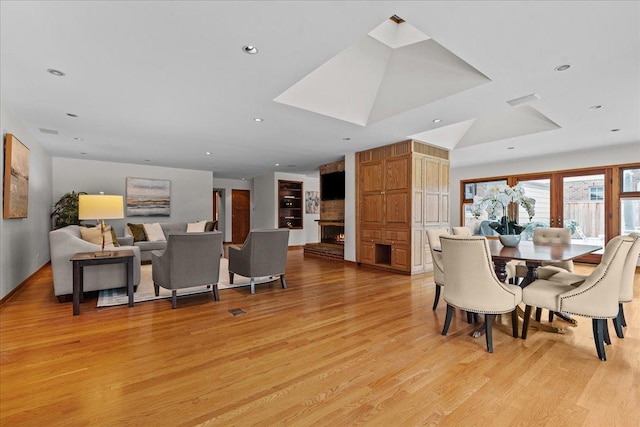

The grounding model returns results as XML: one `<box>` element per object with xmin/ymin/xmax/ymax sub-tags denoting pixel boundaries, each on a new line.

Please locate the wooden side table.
<box><xmin>70</xmin><ymin>249</ymin><xmax>135</xmax><ymax>315</ymax></box>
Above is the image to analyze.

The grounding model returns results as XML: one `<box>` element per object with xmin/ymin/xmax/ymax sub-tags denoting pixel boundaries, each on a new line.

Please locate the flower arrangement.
<box><xmin>471</xmin><ymin>183</ymin><xmax>536</xmax><ymax>235</ymax></box>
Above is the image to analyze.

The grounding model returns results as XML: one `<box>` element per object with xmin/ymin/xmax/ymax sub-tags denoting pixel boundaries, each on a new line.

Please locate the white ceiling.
<box><xmin>1</xmin><ymin>1</ymin><xmax>638</xmax><ymax>180</ymax></box>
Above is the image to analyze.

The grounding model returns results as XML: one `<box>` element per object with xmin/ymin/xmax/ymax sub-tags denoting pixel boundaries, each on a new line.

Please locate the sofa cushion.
<box><xmin>80</xmin><ymin>225</ymin><xmax>115</xmax><ymax>247</ymax></box>
<box><xmin>135</xmin><ymin>240</ymin><xmax>169</xmax><ymax>252</ymax></box>
<box><xmin>127</xmin><ymin>223</ymin><xmax>147</xmax><ymax>242</ymax></box>
<box><xmin>143</xmin><ymin>222</ymin><xmax>166</xmax><ymax>242</ymax></box>
<box><xmin>205</xmin><ymin>220</ymin><xmax>217</xmax><ymax>231</ymax></box>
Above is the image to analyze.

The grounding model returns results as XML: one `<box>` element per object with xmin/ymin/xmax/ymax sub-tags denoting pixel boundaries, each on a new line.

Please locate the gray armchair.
<box><xmin>151</xmin><ymin>231</ymin><xmax>223</xmax><ymax>309</ymax></box>
<box><xmin>228</xmin><ymin>228</ymin><xmax>290</xmax><ymax>294</ymax></box>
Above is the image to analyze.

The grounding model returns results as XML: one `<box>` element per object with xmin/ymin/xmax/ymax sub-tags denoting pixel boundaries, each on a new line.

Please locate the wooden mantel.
<box><xmin>316</xmin><ymin>220</ymin><xmax>345</xmax><ymax>226</ymax></box>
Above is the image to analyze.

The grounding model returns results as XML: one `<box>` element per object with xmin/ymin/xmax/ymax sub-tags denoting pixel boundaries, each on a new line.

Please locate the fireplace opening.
<box><xmin>321</xmin><ymin>225</ymin><xmax>345</xmax><ymax>245</ymax></box>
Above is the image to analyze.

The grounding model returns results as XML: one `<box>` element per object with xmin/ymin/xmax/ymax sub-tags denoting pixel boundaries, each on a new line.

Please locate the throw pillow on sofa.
<box><xmin>143</xmin><ymin>222</ymin><xmax>166</xmax><ymax>242</ymax></box>
<box><xmin>80</xmin><ymin>225</ymin><xmax>115</xmax><ymax>247</ymax></box>
<box><xmin>187</xmin><ymin>220</ymin><xmax>207</xmax><ymax>232</ymax></box>
<box><xmin>127</xmin><ymin>223</ymin><xmax>147</xmax><ymax>242</ymax></box>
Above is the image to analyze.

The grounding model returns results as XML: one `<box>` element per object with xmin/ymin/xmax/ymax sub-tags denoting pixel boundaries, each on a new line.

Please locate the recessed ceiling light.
<box><xmin>205</xmin><ymin>151</ymin><xmax>211</xmax><ymax>155</ymax></box>
<box><xmin>80</xmin><ymin>152</ymin><xmax>87</xmax><ymax>155</ymax></box>
<box><xmin>610</xmin><ymin>128</ymin><xmax>621</xmax><ymax>132</ymax></box>
<box><xmin>275</xmin><ymin>163</ymin><xmax>280</xmax><ymax>167</ymax></box>
<box><xmin>144</xmin><ymin>159</ymin><xmax>151</xmax><ymax>162</ymax></box>
<box><xmin>66</xmin><ymin>113</ymin><xmax>78</xmax><ymax>117</ymax></box>
<box><xmin>47</xmin><ymin>68</ymin><xmax>65</xmax><ymax>76</ymax></box>
<box><xmin>433</xmin><ymin>118</ymin><xmax>443</xmax><ymax>123</ymax></box>
<box><xmin>243</xmin><ymin>45</ymin><xmax>258</xmax><ymax>54</ymax></box>
<box><xmin>589</xmin><ymin>105</ymin><xmax>602</xmax><ymax>110</ymax></box>
<box><xmin>253</xmin><ymin>118</ymin><xmax>263</xmax><ymax>122</ymax></box>
<box><xmin>507</xmin><ymin>147</ymin><xmax>515</xmax><ymax>150</ymax></box>
<box><xmin>74</xmin><ymin>137</ymin><xmax>83</xmax><ymax>141</ymax></box>
<box><xmin>554</xmin><ymin>64</ymin><xmax>571</xmax><ymax>71</ymax></box>
<box><xmin>342</xmin><ymin>137</ymin><xmax>351</xmax><ymax>141</ymax></box>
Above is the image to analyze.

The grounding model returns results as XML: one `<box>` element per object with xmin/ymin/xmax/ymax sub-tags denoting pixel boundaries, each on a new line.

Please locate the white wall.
<box><xmin>52</xmin><ymin>158</ymin><xmax>213</xmax><ymax>235</ymax></box>
<box><xmin>1</xmin><ymin>104</ymin><xmax>53</xmax><ymax>300</ymax></box>
<box><xmin>252</xmin><ymin>174</ymin><xmax>275</xmax><ymax>230</ymax></box>
<box><xmin>212</xmin><ymin>177</ymin><xmax>252</xmax><ymax>242</ymax></box>
<box><xmin>344</xmin><ymin>152</ymin><xmax>357</xmax><ymax>262</ymax></box>
<box><xmin>449</xmin><ymin>142</ymin><xmax>640</xmax><ymax>226</ymax></box>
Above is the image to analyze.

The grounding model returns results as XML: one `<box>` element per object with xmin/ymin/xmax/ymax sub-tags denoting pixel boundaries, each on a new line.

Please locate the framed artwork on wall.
<box><xmin>3</xmin><ymin>134</ymin><xmax>30</xmax><ymax>219</ymax></box>
<box><xmin>305</xmin><ymin>191</ymin><xmax>320</xmax><ymax>214</ymax></box>
<box><xmin>126</xmin><ymin>177</ymin><xmax>170</xmax><ymax>217</ymax></box>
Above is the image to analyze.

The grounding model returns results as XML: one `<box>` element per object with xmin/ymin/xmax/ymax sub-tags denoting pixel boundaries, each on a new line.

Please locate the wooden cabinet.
<box><xmin>356</xmin><ymin>140</ymin><xmax>450</xmax><ymax>274</ymax></box>
<box><xmin>278</xmin><ymin>180</ymin><xmax>303</xmax><ymax>229</ymax></box>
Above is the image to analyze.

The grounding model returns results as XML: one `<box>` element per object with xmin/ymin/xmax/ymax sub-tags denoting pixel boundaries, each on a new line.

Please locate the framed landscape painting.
<box><xmin>126</xmin><ymin>177</ymin><xmax>170</xmax><ymax>217</ymax></box>
<box><xmin>3</xmin><ymin>134</ymin><xmax>30</xmax><ymax>219</ymax></box>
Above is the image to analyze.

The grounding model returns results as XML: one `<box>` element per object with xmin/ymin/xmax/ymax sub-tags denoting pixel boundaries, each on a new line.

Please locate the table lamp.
<box><xmin>78</xmin><ymin>193</ymin><xmax>124</xmax><ymax>257</ymax></box>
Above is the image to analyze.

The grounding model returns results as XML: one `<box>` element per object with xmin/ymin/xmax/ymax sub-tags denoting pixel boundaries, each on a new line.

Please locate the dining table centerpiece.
<box><xmin>470</xmin><ymin>183</ymin><xmax>536</xmax><ymax>247</ymax></box>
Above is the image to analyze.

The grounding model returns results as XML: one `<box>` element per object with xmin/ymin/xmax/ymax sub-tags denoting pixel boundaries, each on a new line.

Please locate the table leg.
<box><xmin>127</xmin><ymin>257</ymin><xmax>134</xmax><ymax>308</ymax></box>
<box><xmin>73</xmin><ymin>262</ymin><xmax>82</xmax><ymax>315</ymax></box>
<box><xmin>493</xmin><ymin>260</ymin><xmax>508</xmax><ymax>283</ymax></box>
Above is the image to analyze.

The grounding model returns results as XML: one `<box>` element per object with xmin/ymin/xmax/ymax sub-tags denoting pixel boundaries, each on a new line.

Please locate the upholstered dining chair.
<box><xmin>425</xmin><ymin>228</ymin><xmax>450</xmax><ymax>310</ymax></box>
<box><xmin>152</xmin><ymin>231</ymin><xmax>223</xmax><ymax>309</ymax></box>
<box><xmin>451</xmin><ymin>226</ymin><xmax>472</xmax><ymax>236</ymax></box>
<box><xmin>440</xmin><ymin>236</ymin><xmax>523</xmax><ymax>353</ymax></box>
<box><xmin>228</xmin><ymin>228</ymin><xmax>290</xmax><ymax>295</ymax></box>
<box><xmin>548</xmin><ymin>232</ymin><xmax>640</xmax><ymax>338</ymax></box>
<box><xmin>521</xmin><ymin>235</ymin><xmax>635</xmax><ymax>361</ymax></box>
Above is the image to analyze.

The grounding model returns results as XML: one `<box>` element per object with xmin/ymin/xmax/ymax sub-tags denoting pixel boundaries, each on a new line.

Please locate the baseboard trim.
<box><xmin>0</xmin><ymin>261</ymin><xmax>51</xmax><ymax>308</ymax></box>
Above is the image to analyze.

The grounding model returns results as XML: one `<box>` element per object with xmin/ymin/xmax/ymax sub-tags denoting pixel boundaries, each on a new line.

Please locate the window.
<box><xmin>588</xmin><ymin>186</ymin><xmax>604</xmax><ymax>201</ymax></box>
<box><xmin>621</xmin><ymin>168</ymin><xmax>640</xmax><ymax>193</ymax></box>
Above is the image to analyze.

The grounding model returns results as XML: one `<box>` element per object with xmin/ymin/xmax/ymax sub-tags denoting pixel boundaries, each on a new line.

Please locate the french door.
<box><xmin>516</xmin><ymin>168</ymin><xmax>610</xmax><ymax>262</ymax></box>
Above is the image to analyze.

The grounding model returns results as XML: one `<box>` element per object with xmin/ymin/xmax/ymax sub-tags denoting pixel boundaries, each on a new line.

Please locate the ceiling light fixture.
<box><xmin>253</xmin><ymin>118</ymin><xmax>263</xmax><ymax>122</ymax></box>
<box><xmin>507</xmin><ymin>147</ymin><xmax>515</xmax><ymax>150</ymax></box>
<box><xmin>390</xmin><ymin>14</ymin><xmax>405</xmax><ymax>24</ymax></box>
<box><xmin>432</xmin><ymin>119</ymin><xmax>443</xmax><ymax>123</ymax></box>
<box><xmin>66</xmin><ymin>113</ymin><xmax>78</xmax><ymax>117</ymax></box>
<box><xmin>242</xmin><ymin>45</ymin><xmax>258</xmax><ymax>54</ymax></box>
<box><xmin>47</xmin><ymin>68</ymin><xmax>65</xmax><ymax>76</ymax></box>
<box><xmin>205</xmin><ymin>151</ymin><xmax>211</xmax><ymax>155</ymax></box>
<box><xmin>342</xmin><ymin>137</ymin><xmax>351</xmax><ymax>141</ymax></box>
<box><xmin>74</xmin><ymin>137</ymin><xmax>83</xmax><ymax>141</ymax></box>
<box><xmin>589</xmin><ymin>105</ymin><xmax>602</xmax><ymax>110</ymax></box>
<box><xmin>554</xmin><ymin>64</ymin><xmax>571</xmax><ymax>72</ymax></box>
<box><xmin>610</xmin><ymin>128</ymin><xmax>621</xmax><ymax>132</ymax></box>
<box><xmin>275</xmin><ymin>163</ymin><xmax>280</xmax><ymax>166</ymax></box>
<box><xmin>144</xmin><ymin>159</ymin><xmax>151</xmax><ymax>162</ymax></box>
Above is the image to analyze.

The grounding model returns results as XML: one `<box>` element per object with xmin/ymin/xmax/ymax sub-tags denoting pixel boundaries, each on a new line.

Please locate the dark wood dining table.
<box><xmin>435</xmin><ymin>238</ymin><xmax>601</xmax><ymax>335</ymax></box>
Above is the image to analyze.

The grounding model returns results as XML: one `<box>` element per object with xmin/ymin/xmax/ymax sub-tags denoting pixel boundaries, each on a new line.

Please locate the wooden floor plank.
<box><xmin>1</xmin><ymin>250</ymin><xmax>638</xmax><ymax>426</ymax></box>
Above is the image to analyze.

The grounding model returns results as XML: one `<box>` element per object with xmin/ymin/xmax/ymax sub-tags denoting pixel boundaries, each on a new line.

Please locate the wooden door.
<box><xmin>231</xmin><ymin>189</ymin><xmax>250</xmax><ymax>244</ymax></box>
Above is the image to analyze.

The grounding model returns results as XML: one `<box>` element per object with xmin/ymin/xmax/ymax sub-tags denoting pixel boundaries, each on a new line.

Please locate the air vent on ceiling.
<box><xmin>390</xmin><ymin>14</ymin><xmax>405</xmax><ymax>24</ymax></box>
<box><xmin>507</xmin><ymin>93</ymin><xmax>541</xmax><ymax>107</ymax></box>
<box><xmin>39</xmin><ymin>128</ymin><xmax>59</xmax><ymax>135</ymax></box>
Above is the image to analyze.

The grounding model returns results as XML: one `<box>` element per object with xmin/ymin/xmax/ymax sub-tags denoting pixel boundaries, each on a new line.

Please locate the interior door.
<box><xmin>231</xmin><ymin>189</ymin><xmax>250</xmax><ymax>244</ymax></box>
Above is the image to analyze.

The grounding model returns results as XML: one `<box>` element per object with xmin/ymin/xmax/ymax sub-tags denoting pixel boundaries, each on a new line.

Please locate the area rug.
<box><xmin>97</xmin><ymin>258</ymin><xmax>277</xmax><ymax>307</ymax></box>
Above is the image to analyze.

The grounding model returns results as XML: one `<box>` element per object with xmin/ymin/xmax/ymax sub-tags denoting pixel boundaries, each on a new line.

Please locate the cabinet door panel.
<box><xmin>412</xmin><ymin>229</ymin><xmax>424</xmax><ymax>268</ymax></box>
<box><xmin>384</xmin><ymin>229</ymin><xmax>409</xmax><ymax>243</ymax></box>
<box><xmin>362</xmin><ymin>228</ymin><xmax>382</xmax><ymax>241</ymax></box>
<box><xmin>425</xmin><ymin>159</ymin><xmax>440</xmax><ymax>192</ymax></box>
<box><xmin>361</xmin><ymin>242</ymin><xmax>375</xmax><ymax>264</ymax></box>
<box><xmin>391</xmin><ymin>245</ymin><xmax>410</xmax><ymax>270</ymax></box>
<box><xmin>386</xmin><ymin>157</ymin><xmax>409</xmax><ymax>191</ymax></box>
<box><xmin>361</xmin><ymin>162</ymin><xmax>383</xmax><ymax>192</ymax></box>
<box><xmin>425</xmin><ymin>194</ymin><xmax>440</xmax><ymax>223</ymax></box>
<box><xmin>361</xmin><ymin>194</ymin><xmax>384</xmax><ymax>224</ymax></box>
<box><xmin>386</xmin><ymin>193</ymin><xmax>409</xmax><ymax>224</ymax></box>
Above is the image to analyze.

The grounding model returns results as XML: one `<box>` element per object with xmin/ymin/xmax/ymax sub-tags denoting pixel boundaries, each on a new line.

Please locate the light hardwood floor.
<box><xmin>1</xmin><ymin>249</ymin><xmax>639</xmax><ymax>426</ymax></box>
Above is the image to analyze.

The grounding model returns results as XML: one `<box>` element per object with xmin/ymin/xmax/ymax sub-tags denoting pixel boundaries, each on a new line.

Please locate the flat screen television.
<box><xmin>321</xmin><ymin>171</ymin><xmax>345</xmax><ymax>201</ymax></box>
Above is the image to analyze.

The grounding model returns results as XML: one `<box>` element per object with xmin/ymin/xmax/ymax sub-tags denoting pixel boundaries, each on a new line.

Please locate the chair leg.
<box><xmin>432</xmin><ymin>285</ymin><xmax>441</xmax><ymax>311</ymax></box>
<box><xmin>620</xmin><ymin>304</ymin><xmax>627</xmax><ymax>327</ymax></box>
<box><xmin>172</xmin><ymin>290</ymin><xmax>177</xmax><ymax>309</ymax></box>
<box><xmin>613</xmin><ymin>304</ymin><xmax>625</xmax><ymax>338</ymax></box>
<box><xmin>603</xmin><ymin>320</ymin><xmax>611</xmax><ymax>345</ymax></box>
<box><xmin>154</xmin><ymin>282</ymin><xmax>160</xmax><ymax>297</ymax></box>
<box><xmin>280</xmin><ymin>274</ymin><xmax>287</xmax><ymax>289</ymax></box>
<box><xmin>212</xmin><ymin>284</ymin><xmax>219</xmax><ymax>301</ymax></box>
<box><xmin>474</xmin><ymin>313</ymin><xmax>480</xmax><ymax>324</ymax></box>
<box><xmin>250</xmin><ymin>278</ymin><xmax>255</xmax><ymax>295</ymax></box>
<box><xmin>592</xmin><ymin>319</ymin><xmax>607</xmax><ymax>361</ymax></box>
<box><xmin>442</xmin><ymin>304</ymin><xmax>454</xmax><ymax>335</ymax></box>
<box><xmin>511</xmin><ymin>309</ymin><xmax>518</xmax><ymax>338</ymax></box>
<box><xmin>229</xmin><ymin>272</ymin><xmax>234</xmax><ymax>284</ymax></box>
<box><xmin>522</xmin><ymin>305</ymin><xmax>532</xmax><ymax>339</ymax></box>
<box><xmin>466</xmin><ymin>311</ymin><xmax>472</xmax><ymax>324</ymax></box>
<box><xmin>485</xmin><ymin>314</ymin><xmax>495</xmax><ymax>353</ymax></box>
<box><xmin>548</xmin><ymin>311</ymin><xmax>554</xmax><ymax>322</ymax></box>
<box><xmin>535</xmin><ymin>307</ymin><xmax>542</xmax><ymax>322</ymax></box>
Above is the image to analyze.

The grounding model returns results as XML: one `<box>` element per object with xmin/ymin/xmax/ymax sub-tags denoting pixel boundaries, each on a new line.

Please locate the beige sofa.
<box><xmin>49</xmin><ymin>225</ymin><xmax>141</xmax><ymax>300</ymax></box>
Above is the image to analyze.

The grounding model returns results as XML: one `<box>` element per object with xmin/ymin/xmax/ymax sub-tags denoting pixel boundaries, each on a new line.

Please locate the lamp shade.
<box><xmin>78</xmin><ymin>194</ymin><xmax>124</xmax><ymax>220</ymax></box>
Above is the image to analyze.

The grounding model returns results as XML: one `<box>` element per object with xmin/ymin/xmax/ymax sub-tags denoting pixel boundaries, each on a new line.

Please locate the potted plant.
<box><xmin>470</xmin><ymin>183</ymin><xmax>536</xmax><ymax>246</ymax></box>
<box><xmin>51</xmin><ymin>191</ymin><xmax>87</xmax><ymax>229</ymax></box>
